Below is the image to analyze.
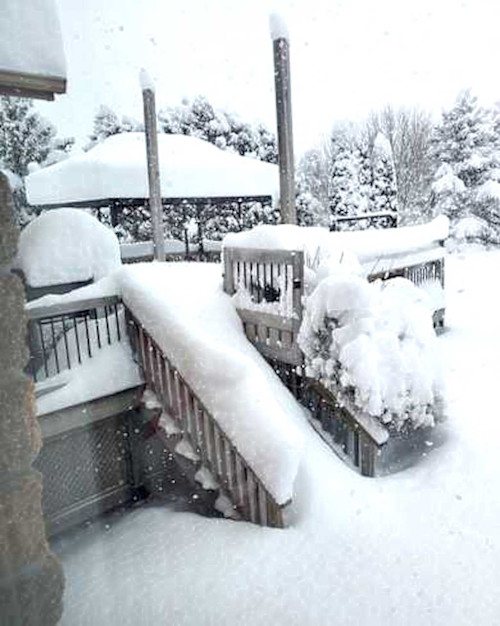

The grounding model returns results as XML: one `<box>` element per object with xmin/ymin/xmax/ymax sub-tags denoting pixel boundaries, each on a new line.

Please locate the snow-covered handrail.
<box><xmin>125</xmin><ymin>308</ymin><xmax>287</xmax><ymax>527</ymax></box>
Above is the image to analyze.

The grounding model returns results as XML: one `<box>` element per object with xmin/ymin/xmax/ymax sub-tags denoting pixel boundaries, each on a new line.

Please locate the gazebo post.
<box><xmin>270</xmin><ymin>13</ymin><xmax>296</xmax><ymax>225</ymax></box>
<box><xmin>140</xmin><ymin>69</ymin><xmax>165</xmax><ymax>262</ymax></box>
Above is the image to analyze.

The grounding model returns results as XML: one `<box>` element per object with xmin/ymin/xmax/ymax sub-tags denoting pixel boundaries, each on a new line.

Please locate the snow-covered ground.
<box><xmin>54</xmin><ymin>248</ymin><xmax>500</xmax><ymax>626</ymax></box>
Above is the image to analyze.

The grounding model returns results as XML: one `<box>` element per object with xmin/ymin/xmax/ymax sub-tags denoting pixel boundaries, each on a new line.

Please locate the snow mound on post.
<box><xmin>17</xmin><ymin>208</ymin><xmax>121</xmax><ymax>287</ymax></box>
<box><xmin>117</xmin><ymin>263</ymin><xmax>304</xmax><ymax>505</ymax></box>
<box><xmin>269</xmin><ymin>13</ymin><xmax>289</xmax><ymax>41</ymax></box>
<box><xmin>139</xmin><ymin>68</ymin><xmax>155</xmax><ymax>92</ymax></box>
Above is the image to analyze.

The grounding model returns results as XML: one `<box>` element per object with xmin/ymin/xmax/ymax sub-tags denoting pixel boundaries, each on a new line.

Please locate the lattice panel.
<box><xmin>35</xmin><ymin>415</ymin><xmax>132</xmax><ymax>518</ymax></box>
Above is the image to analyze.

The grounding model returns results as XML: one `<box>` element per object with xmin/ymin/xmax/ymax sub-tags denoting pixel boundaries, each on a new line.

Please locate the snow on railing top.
<box><xmin>224</xmin><ymin>217</ymin><xmax>449</xmax><ymax>273</ymax></box>
<box><xmin>118</xmin><ymin>262</ymin><xmax>305</xmax><ymax>504</ymax></box>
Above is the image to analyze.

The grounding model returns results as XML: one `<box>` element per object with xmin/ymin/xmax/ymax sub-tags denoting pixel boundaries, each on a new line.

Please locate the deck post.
<box><xmin>270</xmin><ymin>14</ymin><xmax>296</xmax><ymax>225</ymax></box>
<box><xmin>141</xmin><ymin>69</ymin><xmax>165</xmax><ymax>262</ymax></box>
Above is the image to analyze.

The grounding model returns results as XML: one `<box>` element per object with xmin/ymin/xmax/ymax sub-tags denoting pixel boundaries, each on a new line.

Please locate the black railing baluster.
<box><xmin>62</xmin><ymin>316</ymin><xmax>71</xmax><ymax>370</ymax></box>
<box><xmin>73</xmin><ymin>317</ymin><xmax>82</xmax><ymax>364</ymax></box>
<box><xmin>49</xmin><ymin>318</ymin><xmax>60</xmax><ymax>375</ymax></box>
<box><xmin>83</xmin><ymin>313</ymin><xmax>92</xmax><ymax>357</ymax></box>
<box><xmin>104</xmin><ymin>306</ymin><xmax>111</xmax><ymax>344</ymax></box>
<box><xmin>114</xmin><ymin>304</ymin><xmax>121</xmax><ymax>341</ymax></box>
<box><xmin>94</xmin><ymin>308</ymin><xmax>102</xmax><ymax>349</ymax></box>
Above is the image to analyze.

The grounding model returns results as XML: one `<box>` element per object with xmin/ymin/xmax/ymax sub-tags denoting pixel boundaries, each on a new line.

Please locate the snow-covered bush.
<box><xmin>298</xmin><ymin>271</ymin><xmax>442</xmax><ymax>432</ymax></box>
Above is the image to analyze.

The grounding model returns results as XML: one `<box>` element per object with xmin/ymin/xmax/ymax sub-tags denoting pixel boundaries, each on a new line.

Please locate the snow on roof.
<box><xmin>224</xmin><ymin>217</ymin><xmax>449</xmax><ymax>271</ymax></box>
<box><xmin>26</xmin><ymin>133</ymin><xmax>279</xmax><ymax>207</ymax></box>
<box><xmin>16</xmin><ymin>208</ymin><xmax>121</xmax><ymax>287</ymax></box>
<box><xmin>0</xmin><ymin>0</ymin><xmax>66</xmax><ymax>79</ymax></box>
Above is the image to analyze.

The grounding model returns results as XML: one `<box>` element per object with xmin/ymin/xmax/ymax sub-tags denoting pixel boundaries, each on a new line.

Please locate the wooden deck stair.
<box><xmin>125</xmin><ymin>308</ymin><xmax>288</xmax><ymax>528</ymax></box>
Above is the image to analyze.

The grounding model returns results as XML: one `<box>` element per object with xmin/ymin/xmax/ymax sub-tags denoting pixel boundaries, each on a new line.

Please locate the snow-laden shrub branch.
<box><xmin>298</xmin><ymin>271</ymin><xmax>443</xmax><ymax>431</ymax></box>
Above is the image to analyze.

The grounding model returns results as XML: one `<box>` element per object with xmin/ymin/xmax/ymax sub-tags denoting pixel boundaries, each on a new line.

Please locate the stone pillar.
<box><xmin>0</xmin><ymin>173</ymin><xmax>64</xmax><ymax>625</ymax></box>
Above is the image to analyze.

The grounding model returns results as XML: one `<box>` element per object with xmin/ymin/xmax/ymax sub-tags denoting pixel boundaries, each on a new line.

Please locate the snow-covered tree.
<box><xmin>431</xmin><ymin>163</ymin><xmax>466</xmax><ymax>221</ymax></box>
<box><xmin>0</xmin><ymin>97</ymin><xmax>57</xmax><ymax>176</ymax></box>
<box><xmin>0</xmin><ymin>97</ymin><xmax>73</xmax><ymax>227</ymax></box>
<box><xmin>87</xmin><ymin>105</ymin><xmax>142</xmax><ymax>149</ymax></box>
<box><xmin>295</xmin><ymin>148</ymin><xmax>329</xmax><ymax>227</ymax></box>
<box><xmin>431</xmin><ymin>91</ymin><xmax>500</xmax><ymax>240</ymax></box>
<box><xmin>159</xmin><ymin>96</ymin><xmax>278</xmax><ymax>164</ymax></box>
<box><xmin>328</xmin><ymin>132</ymin><xmax>365</xmax><ymax>228</ymax></box>
<box><xmin>365</xmin><ymin>106</ymin><xmax>434</xmax><ymax>224</ymax></box>
<box><xmin>371</xmin><ymin>133</ymin><xmax>398</xmax><ymax>216</ymax></box>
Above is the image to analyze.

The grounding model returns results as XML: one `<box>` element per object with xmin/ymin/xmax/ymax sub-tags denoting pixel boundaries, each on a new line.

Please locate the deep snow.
<box><xmin>52</xmin><ymin>247</ymin><xmax>500</xmax><ymax>626</ymax></box>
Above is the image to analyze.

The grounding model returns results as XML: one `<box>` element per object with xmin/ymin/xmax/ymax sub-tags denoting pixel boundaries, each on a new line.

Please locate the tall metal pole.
<box><xmin>270</xmin><ymin>14</ymin><xmax>296</xmax><ymax>224</ymax></box>
<box><xmin>140</xmin><ymin>69</ymin><xmax>165</xmax><ymax>262</ymax></box>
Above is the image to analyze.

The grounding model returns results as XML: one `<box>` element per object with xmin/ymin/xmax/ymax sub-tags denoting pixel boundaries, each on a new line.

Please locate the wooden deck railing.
<box><xmin>223</xmin><ymin>247</ymin><xmax>304</xmax><ymax>366</ymax></box>
<box><xmin>27</xmin><ymin>295</ymin><xmax>124</xmax><ymax>382</ymax></box>
<box><xmin>125</xmin><ymin>308</ymin><xmax>287</xmax><ymax>527</ymax></box>
<box><xmin>270</xmin><ymin>359</ymin><xmax>388</xmax><ymax>477</ymax></box>
<box><xmin>368</xmin><ymin>256</ymin><xmax>445</xmax><ymax>288</ymax></box>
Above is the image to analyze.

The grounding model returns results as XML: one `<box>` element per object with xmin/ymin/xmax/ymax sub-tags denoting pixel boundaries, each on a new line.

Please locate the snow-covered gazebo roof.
<box><xmin>26</xmin><ymin>133</ymin><xmax>279</xmax><ymax>209</ymax></box>
<box><xmin>0</xmin><ymin>0</ymin><xmax>67</xmax><ymax>100</ymax></box>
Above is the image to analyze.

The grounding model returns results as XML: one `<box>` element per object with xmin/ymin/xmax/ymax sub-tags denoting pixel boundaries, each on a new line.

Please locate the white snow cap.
<box><xmin>373</xmin><ymin>132</ymin><xmax>392</xmax><ymax>156</ymax></box>
<box><xmin>269</xmin><ymin>13</ymin><xmax>289</xmax><ymax>41</ymax></box>
<box><xmin>17</xmin><ymin>209</ymin><xmax>121</xmax><ymax>287</ymax></box>
<box><xmin>139</xmin><ymin>68</ymin><xmax>155</xmax><ymax>92</ymax></box>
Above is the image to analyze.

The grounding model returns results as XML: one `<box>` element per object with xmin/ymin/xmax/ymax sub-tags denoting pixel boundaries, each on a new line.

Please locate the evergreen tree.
<box><xmin>87</xmin><ymin>105</ymin><xmax>142</xmax><ymax>149</ymax></box>
<box><xmin>0</xmin><ymin>96</ymin><xmax>56</xmax><ymax>176</ymax></box>
<box><xmin>431</xmin><ymin>90</ymin><xmax>500</xmax><ymax>238</ymax></box>
<box><xmin>0</xmin><ymin>97</ymin><xmax>73</xmax><ymax>227</ymax></box>
<box><xmin>371</xmin><ymin>133</ymin><xmax>398</xmax><ymax>216</ymax></box>
<box><xmin>328</xmin><ymin>132</ymin><xmax>365</xmax><ymax>229</ymax></box>
<box><xmin>158</xmin><ymin>96</ymin><xmax>278</xmax><ymax>164</ymax></box>
<box><xmin>430</xmin><ymin>163</ymin><xmax>466</xmax><ymax>221</ymax></box>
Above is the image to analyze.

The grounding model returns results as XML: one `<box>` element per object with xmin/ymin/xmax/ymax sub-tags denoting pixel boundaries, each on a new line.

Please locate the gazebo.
<box><xmin>26</xmin><ymin>132</ymin><xmax>280</xmax><ymax>257</ymax></box>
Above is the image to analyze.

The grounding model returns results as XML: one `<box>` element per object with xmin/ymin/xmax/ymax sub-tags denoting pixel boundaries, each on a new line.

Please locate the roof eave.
<box><xmin>0</xmin><ymin>68</ymin><xmax>66</xmax><ymax>101</ymax></box>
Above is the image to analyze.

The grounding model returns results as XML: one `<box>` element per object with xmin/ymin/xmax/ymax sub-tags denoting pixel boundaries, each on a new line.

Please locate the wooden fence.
<box><xmin>125</xmin><ymin>308</ymin><xmax>286</xmax><ymax>527</ymax></box>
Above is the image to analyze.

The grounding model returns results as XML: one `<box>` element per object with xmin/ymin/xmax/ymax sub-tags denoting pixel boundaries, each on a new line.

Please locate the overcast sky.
<box><xmin>38</xmin><ymin>0</ymin><xmax>500</xmax><ymax>155</ymax></box>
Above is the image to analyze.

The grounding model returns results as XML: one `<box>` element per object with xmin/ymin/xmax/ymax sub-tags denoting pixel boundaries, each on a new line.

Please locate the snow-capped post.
<box><xmin>140</xmin><ymin>69</ymin><xmax>165</xmax><ymax>262</ymax></box>
<box><xmin>270</xmin><ymin>13</ymin><xmax>296</xmax><ymax>224</ymax></box>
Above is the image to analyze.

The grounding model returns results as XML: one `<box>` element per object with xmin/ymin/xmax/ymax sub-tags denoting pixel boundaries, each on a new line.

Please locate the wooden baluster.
<box><xmin>247</xmin><ymin>470</ymin><xmax>258</xmax><ymax>523</ymax></box>
<box><xmin>257</xmin><ymin>482</ymin><xmax>268</xmax><ymax>526</ymax></box>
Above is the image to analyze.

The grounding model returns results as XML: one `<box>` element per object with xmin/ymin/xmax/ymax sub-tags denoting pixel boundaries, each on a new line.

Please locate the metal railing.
<box><xmin>27</xmin><ymin>296</ymin><xmax>124</xmax><ymax>382</ymax></box>
<box><xmin>125</xmin><ymin>308</ymin><xmax>286</xmax><ymax>527</ymax></box>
